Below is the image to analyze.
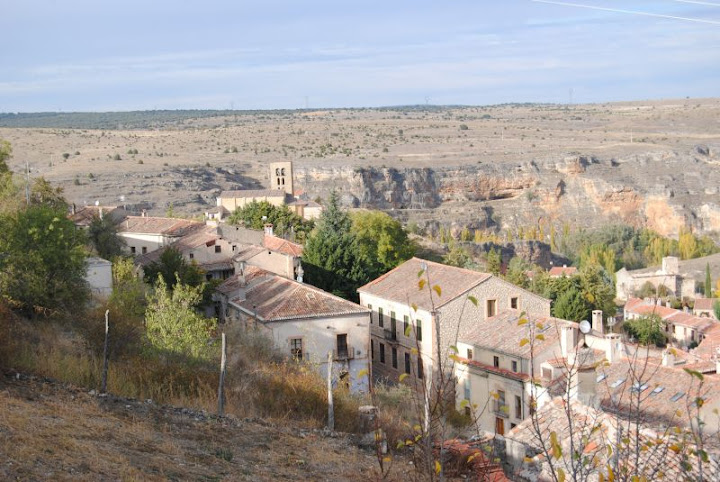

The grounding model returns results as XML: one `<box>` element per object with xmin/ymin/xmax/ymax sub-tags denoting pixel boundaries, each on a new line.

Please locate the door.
<box><xmin>495</xmin><ymin>417</ymin><xmax>504</xmax><ymax>435</ymax></box>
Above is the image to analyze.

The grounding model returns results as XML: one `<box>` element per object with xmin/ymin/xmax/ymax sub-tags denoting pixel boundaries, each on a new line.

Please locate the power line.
<box><xmin>529</xmin><ymin>0</ymin><xmax>720</xmax><ymax>25</ymax></box>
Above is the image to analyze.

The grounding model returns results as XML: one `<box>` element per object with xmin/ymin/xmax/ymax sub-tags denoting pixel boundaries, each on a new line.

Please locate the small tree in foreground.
<box><xmin>145</xmin><ymin>275</ymin><xmax>216</xmax><ymax>361</ymax></box>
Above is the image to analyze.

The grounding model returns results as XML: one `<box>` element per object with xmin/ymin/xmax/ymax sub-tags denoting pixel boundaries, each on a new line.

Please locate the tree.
<box><xmin>443</xmin><ymin>243</ymin><xmax>471</xmax><ymax>268</ymax></box>
<box><xmin>505</xmin><ymin>256</ymin><xmax>532</xmax><ymax>289</ymax></box>
<box><xmin>227</xmin><ymin>200</ymin><xmax>313</xmax><ymax>242</ymax></box>
<box><xmin>351</xmin><ymin>210</ymin><xmax>415</xmax><ymax>280</ymax></box>
<box><xmin>109</xmin><ymin>256</ymin><xmax>147</xmax><ymax>319</ymax></box>
<box><xmin>0</xmin><ymin>204</ymin><xmax>88</xmax><ymax>314</ymax></box>
<box><xmin>552</xmin><ymin>286</ymin><xmax>590</xmax><ymax>322</ymax></box>
<box><xmin>624</xmin><ymin>313</ymin><xmax>666</xmax><ymax>346</ymax></box>
<box><xmin>486</xmin><ymin>247</ymin><xmax>502</xmax><ymax>275</ymax></box>
<box><xmin>145</xmin><ymin>275</ymin><xmax>216</xmax><ymax>361</ymax></box>
<box><xmin>88</xmin><ymin>215</ymin><xmax>125</xmax><ymax>259</ymax></box>
<box><xmin>302</xmin><ymin>191</ymin><xmax>364</xmax><ymax>300</ymax></box>
<box><xmin>714</xmin><ymin>300</ymin><xmax>720</xmax><ymax>320</ymax></box>
<box><xmin>0</xmin><ymin>139</ymin><xmax>11</xmax><ymax>175</ymax></box>
<box><xmin>678</xmin><ymin>228</ymin><xmax>698</xmax><ymax>260</ymax></box>
<box><xmin>705</xmin><ymin>263</ymin><xmax>712</xmax><ymax>298</ymax></box>
<box><xmin>143</xmin><ymin>246</ymin><xmax>204</xmax><ymax>291</ymax></box>
<box><xmin>29</xmin><ymin>177</ymin><xmax>67</xmax><ymax>211</ymax></box>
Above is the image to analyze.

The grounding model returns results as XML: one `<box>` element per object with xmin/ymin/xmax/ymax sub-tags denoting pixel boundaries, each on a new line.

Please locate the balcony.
<box><xmin>492</xmin><ymin>400</ymin><xmax>509</xmax><ymax>418</ymax></box>
<box><xmin>383</xmin><ymin>329</ymin><xmax>398</xmax><ymax>342</ymax></box>
<box><xmin>334</xmin><ymin>345</ymin><xmax>355</xmax><ymax>361</ymax></box>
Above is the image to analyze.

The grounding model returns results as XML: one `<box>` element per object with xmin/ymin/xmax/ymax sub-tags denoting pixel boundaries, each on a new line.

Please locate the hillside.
<box><xmin>0</xmin><ymin>370</ymin><xmax>392</xmax><ymax>481</ymax></box>
<box><xmin>1</xmin><ymin>99</ymin><xmax>719</xmax><ymax>239</ymax></box>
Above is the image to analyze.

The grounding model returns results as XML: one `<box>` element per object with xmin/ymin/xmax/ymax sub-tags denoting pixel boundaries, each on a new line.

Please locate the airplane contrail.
<box><xmin>529</xmin><ymin>0</ymin><xmax>720</xmax><ymax>25</ymax></box>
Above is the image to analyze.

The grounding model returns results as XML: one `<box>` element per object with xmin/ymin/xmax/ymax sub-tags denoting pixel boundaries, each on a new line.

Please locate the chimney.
<box><xmin>592</xmin><ymin>310</ymin><xmax>604</xmax><ymax>334</ymax></box>
<box><xmin>604</xmin><ymin>334</ymin><xmax>623</xmax><ymax>363</ymax></box>
<box><xmin>560</xmin><ymin>324</ymin><xmax>577</xmax><ymax>358</ymax></box>
<box><xmin>568</xmin><ymin>345</ymin><xmax>597</xmax><ymax>408</ymax></box>
<box><xmin>99</xmin><ymin>207</ymin><xmax>103</xmax><ymax>220</ymax></box>
<box><xmin>662</xmin><ymin>348</ymin><xmax>675</xmax><ymax>367</ymax></box>
<box><xmin>141</xmin><ymin>209</ymin><xmax>147</xmax><ymax>218</ymax></box>
<box><xmin>264</xmin><ymin>223</ymin><xmax>274</xmax><ymax>237</ymax></box>
<box><xmin>296</xmin><ymin>263</ymin><xmax>304</xmax><ymax>284</ymax></box>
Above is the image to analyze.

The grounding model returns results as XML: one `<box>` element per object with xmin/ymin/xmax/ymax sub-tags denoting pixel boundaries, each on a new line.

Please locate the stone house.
<box><xmin>694</xmin><ymin>297</ymin><xmax>719</xmax><ymax>319</ymax></box>
<box><xmin>216</xmin><ymin>266</ymin><xmax>371</xmax><ymax>393</ymax></box>
<box><xmin>624</xmin><ymin>297</ymin><xmax>718</xmax><ymax>347</ymax></box>
<box><xmin>357</xmin><ymin>258</ymin><xmax>551</xmax><ymax>384</ymax></box>
<box><xmin>117</xmin><ymin>214</ymin><xmax>204</xmax><ymax>256</ymax></box>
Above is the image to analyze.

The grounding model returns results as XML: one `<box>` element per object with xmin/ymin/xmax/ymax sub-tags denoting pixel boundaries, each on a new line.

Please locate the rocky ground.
<box><xmin>1</xmin><ymin>98</ymin><xmax>719</xmax><ymax>238</ymax></box>
<box><xmin>0</xmin><ymin>370</ymin><xmax>410</xmax><ymax>481</ymax></box>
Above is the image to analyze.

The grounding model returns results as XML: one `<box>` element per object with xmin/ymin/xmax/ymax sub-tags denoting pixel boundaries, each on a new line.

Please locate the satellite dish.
<box><xmin>120</xmin><ymin>195</ymin><xmax>126</xmax><ymax>202</ymax></box>
<box><xmin>94</xmin><ymin>200</ymin><xmax>100</xmax><ymax>206</ymax></box>
<box><xmin>579</xmin><ymin>320</ymin><xmax>591</xmax><ymax>334</ymax></box>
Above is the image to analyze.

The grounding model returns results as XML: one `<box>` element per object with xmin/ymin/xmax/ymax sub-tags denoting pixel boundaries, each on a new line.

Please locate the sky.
<box><xmin>1</xmin><ymin>0</ymin><xmax>719</xmax><ymax>111</ymax></box>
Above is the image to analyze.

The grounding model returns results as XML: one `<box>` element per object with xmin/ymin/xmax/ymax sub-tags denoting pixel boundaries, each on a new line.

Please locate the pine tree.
<box><xmin>705</xmin><ymin>262</ymin><xmax>712</xmax><ymax>298</ymax></box>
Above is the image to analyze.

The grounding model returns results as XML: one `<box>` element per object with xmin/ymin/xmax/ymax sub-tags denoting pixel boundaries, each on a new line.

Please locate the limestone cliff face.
<box><xmin>293</xmin><ymin>147</ymin><xmax>719</xmax><ymax>239</ymax></box>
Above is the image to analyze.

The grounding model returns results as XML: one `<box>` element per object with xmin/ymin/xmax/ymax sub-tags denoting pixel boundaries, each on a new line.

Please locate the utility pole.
<box><xmin>25</xmin><ymin>160</ymin><xmax>30</xmax><ymax>205</ymax></box>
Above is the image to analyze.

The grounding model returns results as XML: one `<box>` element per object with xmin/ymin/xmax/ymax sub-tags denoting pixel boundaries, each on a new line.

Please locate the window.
<box><xmin>511</xmin><ymin>360</ymin><xmax>518</xmax><ymax>372</ymax></box>
<box><xmin>232</xmin><ymin>245</ymin><xmax>237</xmax><ymax>252</ymax></box>
<box><xmin>464</xmin><ymin>378</ymin><xmax>471</xmax><ymax>400</ymax></box>
<box><xmin>631</xmin><ymin>382</ymin><xmax>649</xmax><ymax>393</ymax></box>
<box><xmin>467</xmin><ymin>349</ymin><xmax>473</xmax><ymax>360</ymax></box>
<box><xmin>378</xmin><ymin>308</ymin><xmax>384</xmax><ymax>328</ymax></box>
<box><xmin>510</xmin><ymin>297</ymin><xmax>518</xmax><ymax>309</ymax></box>
<box><xmin>417</xmin><ymin>358</ymin><xmax>424</xmax><ymax>379</ymax></box>
<box><xmin>380</xmin><ymin>343</ymin><xmax>385</xmax><ymax>363</ymax></box>
<box><xmin>542</xmin><ymin>367</ymin><xmax>552</xmax><ymax>380</ymax></box>
<box><xmin>510</xmin><ymin>423</ymin><xmax>517</xmax><ymax>430</ymax></box>
<box><xmin>141</xmin><ymin>246</ymin><xmax>147</xmax><ymax>254</ymax></box>
<box><xmin>368</xmin><ymin>304</ymin><xmax>372</xmax><ymax>324</ymax></box>
<box><xmin>652</xmin><ymin>386</ymin><xmax>664</xmax><ymax>394</ymax></box>
<box><xmin>371</xmin><ymin>340</ymin><xmax>375</xmax><ymax>360</ymax></box>
<box><xmin>495</xmin><ymin>417</ymin><xmax>504</xmax><ymax>435</ymax></box>
<box><xmin>189</xmin><ymin>252</ymin><xmax>194</xmax><ymax>259</ymax></box>
<box><xmin>403</xmin><ymin>315</ymin><xmax>409</xmax><ymax>337</ymax></box>
<box><xmin>596</xmin><ymin>374</ymin><xmax>607</xmax><ymax>383</ymax></box>
<box><xmin>515</xmin><ymin>395</ymin><xmax>522</xmax><ymax>419</ymax></box>
<box><xmin>404</xmin><ymin>353</ymin><xmax>411</xmax><ymax>374</ymax></box>
<box><xmin>290</xmin><ymin>338</ymin><xmax>303</xmax><ymax>360</ymax></box>
<box><xmin>486</xmin><ymin>299</ymin><xmax>497</xmax><ymax>318</ymax></box>
<box><xmin>610</xmin><ymin>378</ymin><xmax>626</xmax><ymax>388</ymax></box>
<box><xmin>493</xmin><ymin>356</ymin><xmax>500</xmax><ymax>368</ymax></box>
<box><xmin>281</xmin><ymin>178</ymin><xmax>285</xmax><ymax>185</ymax></box>
<box><xmin>392</xmin><ymin>347</ymin><xmax>398</xmax><ymax>369</ymax></box>
<box><xmin>215</xmin><ymin>245</ymin><xmax>221</xmax><ymax>253</ymax></box>
<box><xmin>336</xmin><ymin>334</ymin><xmax>348</xmax><ymax>359</ymax></box>
<box><xmin>416</xmin><ymin>319</ymin><xmax>422</xmax><ymax>341</ymax></box>
<box><xmin>130</xmin><ymin>246</ymin><xmax>136</xmax><ymax>254</ymax></box>
<box><xmin>390</xmin><ymin>312</ymin><xmax>397</xmax><ymax>337</ymax></box>
<box><xmin>670</xmin><ymin>392</ymin><xmax>685</xmax><ymax>402</ymax></box>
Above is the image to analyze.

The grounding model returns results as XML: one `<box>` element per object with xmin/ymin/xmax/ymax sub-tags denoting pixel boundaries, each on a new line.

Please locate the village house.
<box><xmin>357</xmin><ymin>258</ymin><xmax>551</xmax><ymax>383</ymax></box>
<box><xmin>216</xmin><ymin>265</ymin><xmax>371</xmax><ymax>393</ymax></box>
<box><xmin>624</xmin><ymin>297</ymin><xmax>718</xmax><ymax>347</ymax></box>
<box><xmin>84</xmin><ymin>256</ymin><xmax>113</xmax><ymax>298</ymax></box>
<box><xmin>69</xmin><ymin>204</ymin><xmax>128</xmax><ymax>228</ymax></box>
<box><xmin>548</xmin><ymin>264</ymin><xmax>577</xmax><ymax>278</ymax></box>
<box><xmin>503</xmin><ymin>348</ymin><xmax>720</xmax><ymax>481</ymax></box>
<box><xmin>117</xmin><ymin>214</ymin><xmax>205</xmax><ymax>256</ymax></box>
<box><xmin>694</xmin><ymin>297</ymin><xmax>719</xmax><ymax>319</ymax></box>
<box><xmin>454</xmin><ymin>309</ymin><xmax>625</xmax><ymax>436</ymax></box>
<box><xmin>616</xmin><ymin>254</ymin><xmax>720</xmax><ymax>301</ymax></box>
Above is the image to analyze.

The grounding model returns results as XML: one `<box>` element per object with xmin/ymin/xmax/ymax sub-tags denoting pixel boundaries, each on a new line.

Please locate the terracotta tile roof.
<box><xmin>694</xmin><ymin>323</ymin><xmax>720</xmax><ymax>358</ymax></box>
<box><xmin>216</xmin><ymin>266</ymin><xmax>267</xmax><ymax>295</ymax></box>
<box><xmin>440</xmin><ymin>439</ymin><xmax>510</xmax><ymax>481</ymax></box>
<box><xmin>229</xmin><ymin>271</ymin><xmax>369</xmax><ymax>322</ymax></box>
<box><xmin>69</xmin><ymin>205</ymin><xmax>126</xmax><ymax>227</ymax></box>
<box><xmin>232</xmin><ymin>245</ymin><xmax>266</xmax><ymax>262</ymax></box>
<box><xmin>626</xmin><ymin>298</ymin><xmax>718</xmax><ymax>331</ymax></box>
<box><xmin>548</xmin><ymin>266</ymin><xmax>577</xmax><ymax>277</ymax></box>
<box><xmin>357</xmin><ymin>257</ymin><xmax>492</xmax><ymax>311</ymax></box>
<box><xmin>460</xmin><ymin>310</ymin><xmax>569</xmax><ymax>359</ymax></box>
<box><xmin>219</xmin><ymin>189</ymin><xmax>286</xmax><ymax>199</ymax></box>
<box><xmin>263</xmin><ymin>234</ymin><xmax>303</xmax><ymax>257</ymax></box>
<box><xmin>695</xmin><ymin>298</ymin><xmax>718</xmax><ymax>311</ymax></box>
<box><xmin>134</xmin><ymin>226</ymin><xmax>221</xmax><ymax>266</ymax></box>
<box><xmin>596</xmin><ymin>357</ymin><xmax>720</xmax><ymax>428</ymax></box>
<box><xmin>506</xmin><ymin>397</ymin><xmax>720</xmax><ymax>481</ymax></box>
<box><xmin>117</xmin><ymin>216</ymin><xmax>203</xmax><ymax>237</ymax></box>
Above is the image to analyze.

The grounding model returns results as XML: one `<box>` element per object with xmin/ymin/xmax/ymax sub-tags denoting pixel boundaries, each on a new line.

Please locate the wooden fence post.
<box><xmin>327</xmin><ymin>350</ymin><xmax>334</xmax><ymax>431</ymax></box>
<box><xmin>101</xmin><ymin>309</ymin><xmax>110</xmax><ymax>394</ymax></box>
<box><xmin>218</xmin><ymin>332</ymin><xmax>227</xmax><ymax>416</ymax></box>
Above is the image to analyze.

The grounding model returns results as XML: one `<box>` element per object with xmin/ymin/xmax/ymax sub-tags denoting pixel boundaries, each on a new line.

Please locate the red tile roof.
<box><xmin>695</xmin><ymin>298</ymin><xmax>718</xmax><ymax>311</ymax></box>
<box><xmin>263</xmin><ymin>235</ymin><xmax>303</xmax><ymax>257</ymax></box>
<box><xmin>117</xmin><ymin>216</ymin><xmax>203</xmax><ymax>236</ymax></box>
<box><xmin>626</xmin><ymin>298</ymin><xmax>718</xmax><ymax>331</ymax></box>
<box><xmin>358</xmin><ymin>257</ymin><xmax>492</xmax><ymax>312</ymax></box>
<box><xmin>457</xmin><ymin>356</ymin><xmax>531</xmax><ymax>382</ymax></box>
<box><xmin>134</xmin><ymin>226</ymin><xmax>221</xmax><ymax>266</ymax></box>
<box><xmin>460</xmin><ymin>310</ymin><xmax>569</xmax><ymax>359</ymax></box>
<box><xmin>548</xmin><ymin>266</ymin><xmax>577</xmax><ymax>277</ymax></box>
<box><xmin>230</xmin><ymin>271</ymin><xmax>369</xmax><ymax>321</ymax></box>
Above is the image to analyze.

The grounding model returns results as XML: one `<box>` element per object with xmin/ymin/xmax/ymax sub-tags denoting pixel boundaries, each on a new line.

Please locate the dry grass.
<box><xmin>0</xmin><ymin>372</ymin><xmax>403</xmax><ymax>481</ymax></box>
